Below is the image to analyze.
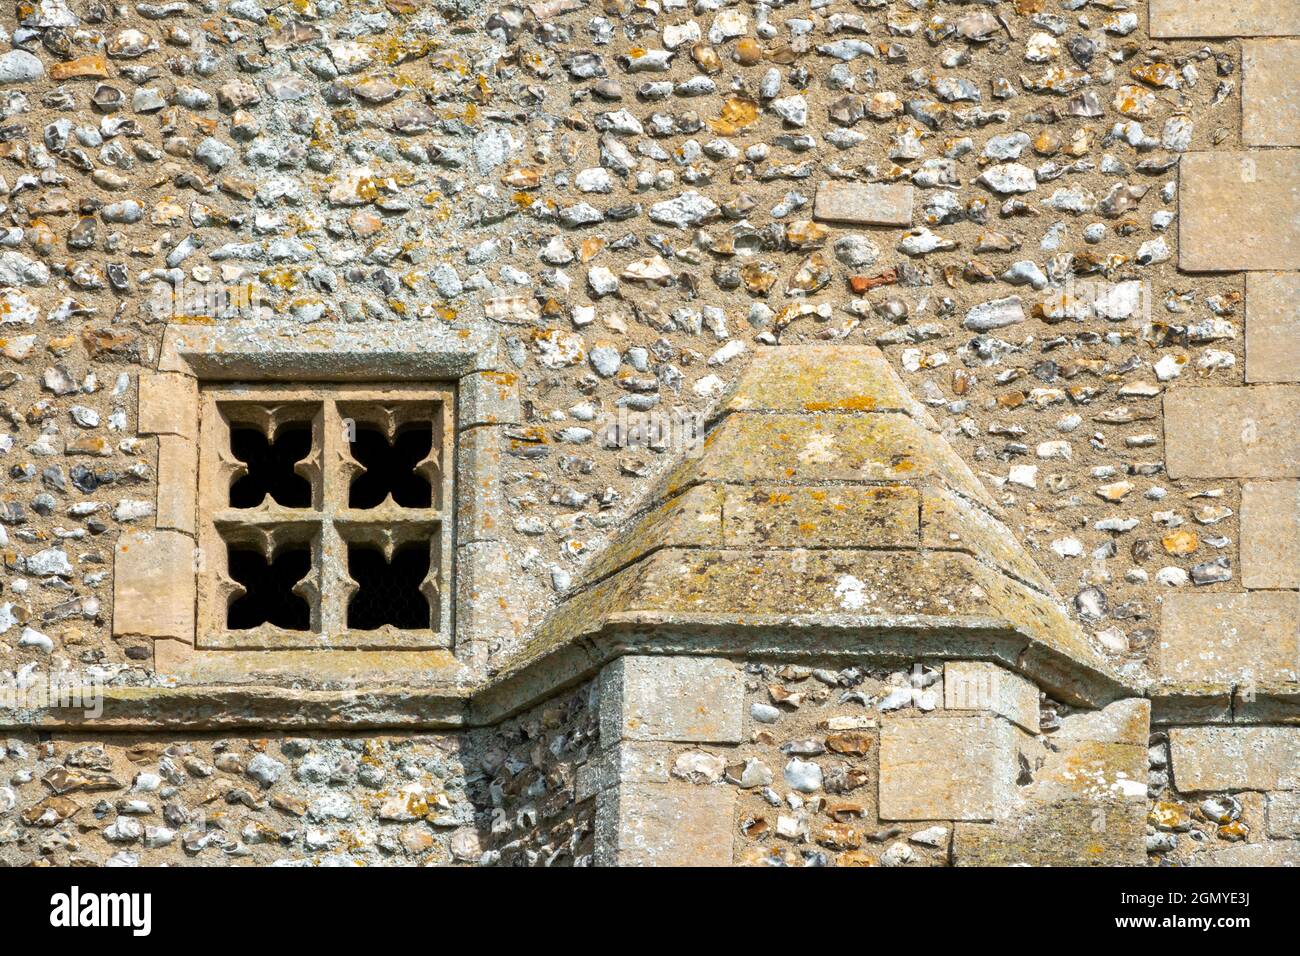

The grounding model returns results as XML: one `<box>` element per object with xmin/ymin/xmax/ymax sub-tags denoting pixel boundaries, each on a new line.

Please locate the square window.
<box><xmin>195</xmin><ymin>383</ymin><xmax>455</xmax><ymax>650</ymax></box>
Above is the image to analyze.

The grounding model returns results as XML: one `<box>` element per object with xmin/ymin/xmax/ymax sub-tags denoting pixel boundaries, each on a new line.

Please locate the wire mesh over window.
<box><xmin>229</xmin><ymin>424</ymin><xmax>313</xmax><ymax>508</ymax></box>
<box><xmin>196</xmin><ymin>384</ymin><xmax>455</xmax><ymax>651</ymax></box>
<box><xmin>348</xmin><ymin>424</ymin><xmax>434</xmax><ymax>509</ymax></box>
<box><xmin>346</xmin><ymin>544</ymin><xmax>432</xmax><ymax>630</ymax></box>
<box><xmin>226</xmin><ymin>545</ymin><xmax>312</xmax><ymax>631</ymax></box>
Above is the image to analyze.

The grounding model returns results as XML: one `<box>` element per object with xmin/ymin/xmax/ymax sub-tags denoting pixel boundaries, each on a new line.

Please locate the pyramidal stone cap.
<box><xmin>501</xmin><ymin>346</ymin><xmax>1126</xmax><ymax>708</ymax></box>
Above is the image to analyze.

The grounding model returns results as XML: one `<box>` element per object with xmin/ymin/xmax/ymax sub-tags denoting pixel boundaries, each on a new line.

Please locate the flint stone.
<box><xmin>963</xmin><ymin>296</ymin><xmax>1025</xmax><ymax>331</ymax></box>
<box><xmin>0</xmin><ymin>51</ymin><xmax>44</xmax><ymax>84</ymax></box>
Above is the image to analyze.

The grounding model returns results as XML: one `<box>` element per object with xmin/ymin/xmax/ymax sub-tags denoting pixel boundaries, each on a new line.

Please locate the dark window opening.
<box><xmin>348</xmin><ymin>424</ymin><xmax>434</xmax><ymax>508</ymax></box>
<box><xmin>346</xmin><ymin>544</ymin><xmax>431</xmax><ymax>630</ymax></box>
<box><xmin>226</xmin><ymin>546</ymin><xmax>312</xmax><ymax>631</ymax></box>
<box><xmin>229</xmin><ymin>424</ymin><xmax>312</xmax><ymax>508</ymax></box>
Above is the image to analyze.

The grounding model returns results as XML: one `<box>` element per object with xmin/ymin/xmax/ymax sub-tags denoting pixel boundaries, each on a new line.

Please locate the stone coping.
<box><xmin>1149</xmin><ymin>680</ymin><xmax>1300</xmax><ymax>726</ymax></box>
<box><xmin>1</xmin><ymin>633</ymin><xmax>1295</xmax><ymax>730</ymax></box>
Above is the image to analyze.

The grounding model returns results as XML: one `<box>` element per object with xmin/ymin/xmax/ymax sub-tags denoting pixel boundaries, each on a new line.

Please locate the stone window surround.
<box><xmin>195</xmin><ymin>381</ymin><xmax>457</xmax><ymax>650</ymax></box>
<box><xmin>116</xmin><ymin>321</ymin><xmax>516</xmax><ymax>684</ymax></box>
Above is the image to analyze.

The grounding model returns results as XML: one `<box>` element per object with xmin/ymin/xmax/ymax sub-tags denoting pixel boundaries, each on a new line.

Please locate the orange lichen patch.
<box><xmin>428</xmin><ymin>50</ymin><xmax>467</xmax><ymax>74</ymax></box>
<box><xmin>803</xmin><ymin>395</ymin><xmax>878</xmax><ymax>412</ymax></box>
<box><xmin>46</xmin><ymin>335</ymin><xmax>77</xmax><ymax>355</ymax></box>
<box><xmin>723</xmin><ymin>485</ymin><xmax>919</xmax><ymax>548</ymax></box>
<box><xmin>508</xmin><ymin>424</ymin><xmax>548</xmax><ymax>443</ymax></box>
<box><xmin>1149</xmin><ymin>801</ymin><xmax>1191</xmax><ymax>832</ymax></box>
<box><xmin>1113</xmin><ymin>84</ymin><xmax>1152</xmax><ymax>118</ymax></box>
<box><xmin>66</xmin><ymin>436</ymin><xmax>111</xmax><ymax>456</ymax></box>
<box><xmin>259</xmin><ymin>267</ymin><xmax>300</xmax><ymax>291</ymax></box>
<box><xmin>734</xmin><ymin>37</ymin><xmax>764</xmax><ymax>65</ymax></box>
<box><xmin>708</xmin><ymin>95</ymin><xmax>760</xmax><ymax>135</ymax></box>
<box><xmin>367</xmin><ymin>33</ymin><xmax>440</xmax><ymax>66</ymax></box>
<box><xmin>1161</xmin><ymin>529</ymin><xmax>1199</xmax><ymax>556</ymax></box>
<box><xmin>81</xmin><ymin>327</ymin><xmax>139</xmax><ymax>356</ymax></box>
<box><xmin>784</xmin><ymin>220</ymin><xmax>830</xmax><ymax>249</ymax></box>
<box><xmin>1130</xmin><ymin>62</ymin><xmax>1178</xmax><ymax>89</ymax></box>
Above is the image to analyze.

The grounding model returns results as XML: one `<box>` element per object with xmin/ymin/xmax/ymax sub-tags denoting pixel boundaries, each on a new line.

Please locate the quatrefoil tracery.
<box><xmin>202</xmin><ymin>390</ymin><xmax>452</xmax><ymax>645</ymax></box>
<box><xmin>337</xmin><ymin>402</ymin><xmax>444</xmax><ymax>510</ymax></box>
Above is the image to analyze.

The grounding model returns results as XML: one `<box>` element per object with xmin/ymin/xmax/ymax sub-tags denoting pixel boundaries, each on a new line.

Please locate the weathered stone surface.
<box><xmin>1170</xmin><ymin>727</ymin><xmax>1300</xmax><ymax>792</ymax></box>
<box><xmin>1246</xmin><ymin>272</ymin><xmax>1300</xmax><ymax>382</ymax></box>
<box><xmin>137</xmin><ymin>371</ymin><xmax>197</xmax><ymax>440</ymax></box>
<box><xmin>921</xmin><ymin>486</ymin><xmax>1053</xmax><ymax>593</ymax></box>
<box><xmin>1241</xmin><ymin>481</ymin><xmax>1300</xmax><ymax>588</ymax></box>
<box><xmin>1189</xmin><ymin>843</ymin><xmax>1300</xmax><ymax>866</ymax></box>
<box><xmin>956</xmin><ymin>699</ymin><xmax>1147</xmax><ymax>863</ymax></box>
<box><xmin>723</xmin><ymin>485</ymin><xmax>919</xmax><ymax>548</ymax></box>
<box><xmin>1158</xmin><ymin>591</ymin><xmax>1299</xmax><ymax>684</ymax></box>
<box><xmin>723</xmin><ymin>345</ymin><xmax>927</xmax><ymax>418</ymax></box>
<box><xmin>159</xmin><ymin>323</ymin><xmax>494</xmax><ymax>379</ymax></box>
<box><xmin>1165</xmin><ymin>385</ymin><xmax>1300</xmax><ymax>478</ymax></box>
<box><xmin>455</xmin><ymin>540</ymin><xmax>528</xmax><ymax>666</ymax></box>
<box><xmin>152</xmin><ymin>637</ymin><xmax>193</xmax><ymax>674</ymax></box>
<box><xmin>954</xmin><ymin>801</ymin><xmax>1146</xmax><ymax>866</ymax></box>
<box><xmin>812</xmin><ymin>181</ymin><xmax>914</xmax><ymax>226</ymax></box>
<box><xmin>600</xmin><ymin>656</ymin><xmax>744</xmax><ymax>744</ymax></box>
<box><xmin>111</xmin><ymin>530</ymin><xmax>196</xmax><ymax>641</ymax></box>
<box><xmin>943</xmin><ymin>661</ymin><xmax>1040</xmax><ymax>733</ymax></box>
<box><xmin>455</xmin><ymin>424</ymin><xmax>504</xmax><ymax>544</ymax></box>
<box><xmin>1243</xmin><ymin>40</ymin><xmax>1300</xmax><ymax>146</ymax></box>
<box><xmin>579</xmin><ymin>739</ymin><xmax>705</xmax><ymax>803</ymax></box>
<box><xmin>582</xmin><ymin>485</ymin><xmax>722</xmax><ymax>582</ymax></box>
<box><xmin>1052</xmin><ymin>699</ymin><xmax>1150</xmax><ymax>748</ymax></box>
<box><xmin>1150</xmin><ymin>0</ymin><xmax>1300</xmax><ymax>38</ymax></box>
<box><xmin>596</xmin><ymin>782</ymin><xmax>734</xmax><ymax>866</ymax></box>
<box><xmin>155</xmin><ymin>435</ymin><xmax>197</xmax><ymax>534</ymax></box>
<box><xmin>879</xmin><ymin>715</ymin><xmax>1019</xmax><ymax>821</ymax></box>
<box><xmin>1022</xmin><ymin>701</ymin><xmax>1149</xmax><ymax>805</ymax></box>
<box><xmin>578</xmin><ymin>549</ymin><xmax>1048</xmax><ymax>637</ymax></box>
<box><xmin>665</xmin><ymin>411</ymin><xmax>995</xmax><ymax>505</ymax></box>
<box><xmin>1267</xmin><ymin>792</ymin><xmax>1300</xmax><ymax>838</ymax></box>
<box><xmin>458</xmin><ymin>369</ymin><xmax>521</xmax><ymax>427</ymax></box>
<box><xmin>1178</xmin><ymin>150</ymin><xmax>1300</xmax><ymax>271</ymax></box>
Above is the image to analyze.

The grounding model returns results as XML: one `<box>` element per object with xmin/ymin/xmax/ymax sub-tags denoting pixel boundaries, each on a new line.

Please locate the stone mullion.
<box><xmin>317</xmin><ymin>397</ymin><xmax>356</xmax><ymax>635</ymax></box>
